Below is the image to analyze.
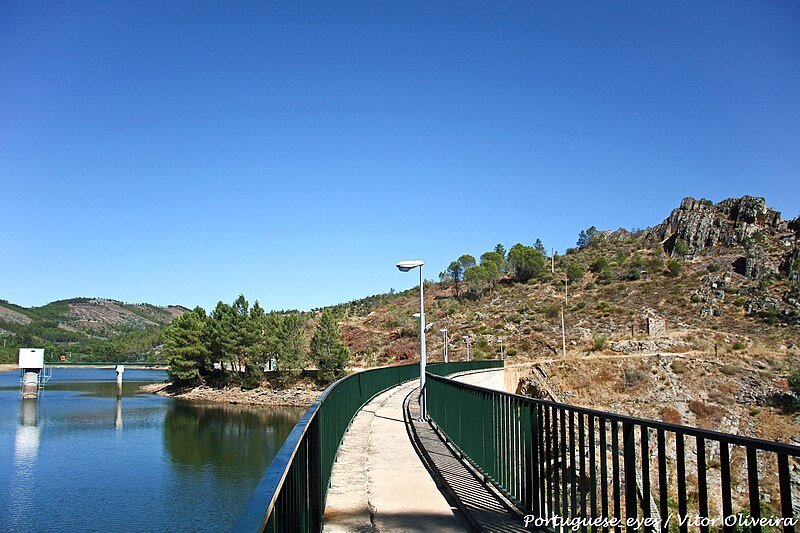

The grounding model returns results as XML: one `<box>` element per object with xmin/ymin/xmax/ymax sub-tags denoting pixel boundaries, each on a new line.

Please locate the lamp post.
<box><xmin>463</xmin><ymin>336</ymin><xmax>471</xmax><ymax>361</ymax></box>
<box><xmin>440</xmin><ymin>327</ymin><xmax>449</xmax><ymax>363</ymax></box>
<box><xmin>397</xmin><ymin>259</ymin><xmax>426</xmax><ymax>419</ymax></box>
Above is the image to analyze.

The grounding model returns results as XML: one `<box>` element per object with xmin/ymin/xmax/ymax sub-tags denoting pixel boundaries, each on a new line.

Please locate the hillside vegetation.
<box><xmin>332</xmin><ymin>196</ymin><xmax>800</xmax><ymax>441</ymax></box>
<box><xmin>4</xmin><ymin>195</ymin><xmax>800</xmax><ymax>443</ymax></box>
<box><xmin>0</xmin><ymin>298</ymin><xmax>186</xmax><ymax>363</ymax></box>
<box><xmin>337</xmin><ymin>196</ymin><xmax>799</xmax><ymax>365</ymax></box>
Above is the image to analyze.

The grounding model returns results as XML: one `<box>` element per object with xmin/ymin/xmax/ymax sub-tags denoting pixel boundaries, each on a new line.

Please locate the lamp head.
<box><xmin>396</xmin><ymin>259</ymin><xmax>424</xmax><ymax>272</ymax></box>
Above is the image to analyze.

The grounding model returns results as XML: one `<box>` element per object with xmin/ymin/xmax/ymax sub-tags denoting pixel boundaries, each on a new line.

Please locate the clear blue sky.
<box><xmin>2</xmin><ymin>1</ymin><xmax>798</xmax><ymax>312</ymax></box>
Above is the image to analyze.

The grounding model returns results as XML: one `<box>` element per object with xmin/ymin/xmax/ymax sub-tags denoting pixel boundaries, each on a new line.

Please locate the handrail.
<box><xmin>427</xmin><ymin>372</ymin><xmax>800</xmax><ymax>533</ymax></box>
<box><xmin>233</xmin><ymin>360</ymin><xmax>498</xmax><ymax>532</ymax></box>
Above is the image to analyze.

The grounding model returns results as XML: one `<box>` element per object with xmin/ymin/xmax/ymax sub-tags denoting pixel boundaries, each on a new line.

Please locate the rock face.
<box><xmin>648</xmin><ymin>196</ymin><xmax>800</xmax><ymax>281</ymax></box>
<box><xmin>649</xmin><ymin>196</ymin><xmax>783</xmax><ymax>254</ymax></box>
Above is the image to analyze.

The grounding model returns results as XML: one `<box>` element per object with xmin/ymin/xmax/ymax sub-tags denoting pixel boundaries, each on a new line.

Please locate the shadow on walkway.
<box><xmin>404</xmin><ymin>387</ymin><xmax>533</xmax><ymax>533</ymax></box>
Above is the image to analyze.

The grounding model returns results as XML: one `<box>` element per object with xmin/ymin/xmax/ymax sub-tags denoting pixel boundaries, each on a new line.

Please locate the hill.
<box><xmin>0</xmin><ymin>298</ymin><xmax>187</xmax><ymax>364</ymax></box>
<box><xmin>332</xmin><ymin>195</ymin><xmax>800</xmax><ymax>441</ymax></box>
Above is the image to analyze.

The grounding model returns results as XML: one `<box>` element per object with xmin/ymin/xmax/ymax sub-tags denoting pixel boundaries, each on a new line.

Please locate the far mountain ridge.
<box><xmin>0</xmin><ymin>298</ymin><xmax>187</xmax><ymax>363</ymax></box>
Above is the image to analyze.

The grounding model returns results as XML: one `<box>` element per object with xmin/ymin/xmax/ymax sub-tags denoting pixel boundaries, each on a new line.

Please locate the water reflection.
<box><xmin>0</xmin><ymin>369</ymin><xmax>304</xmax><ymax>531</ymax></box>
<box><xmin>115</xmin><ymin>397</ymin><xmax>123</xmax><ymax>430</ymax></box>
<box><xmin>8</xmin><ymin>399</ymin><xmax>41</xmax><ymax>532</ymax></box>
<box><xmin>164</xmin><ymin>401</ymin><xmax>304</xmax><ymax>478</ymax></box>
<box><xmin>15</xmin><ymin>399</ymin><xmax>40</xmax><ymax>463</ymax></box>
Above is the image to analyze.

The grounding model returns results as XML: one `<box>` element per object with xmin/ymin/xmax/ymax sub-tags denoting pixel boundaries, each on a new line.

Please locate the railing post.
<box><xmin>528</xmin><ymin>403</ymin><xmax>539</xmax><ymax>515</ymax></box>
<box><xmin>623</xmin><ymin>422</ymin><xmax>637</xmax><ymax>533</ymax></box>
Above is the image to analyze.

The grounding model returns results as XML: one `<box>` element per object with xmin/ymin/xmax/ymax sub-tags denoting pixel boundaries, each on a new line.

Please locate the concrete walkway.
<box><xmin>323</xmin><ymin>380</ymin><xmax>469</xmax><ymax>532</ymax></box>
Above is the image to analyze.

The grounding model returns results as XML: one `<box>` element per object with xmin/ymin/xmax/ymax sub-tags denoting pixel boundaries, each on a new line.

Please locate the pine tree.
<box><xmin>310</xmin><ymin>310</ymin><xmax>350</xmax><ymax>382</ymax></box>
<box><xmin>164</xmin><ymin>307</ymin><xmax>209</xmax><ymax>385</ymax></box>
<box><xmin>275</xmin><ymin>312</ymin><xmax>306</xmax><ymax>386</ymax></box>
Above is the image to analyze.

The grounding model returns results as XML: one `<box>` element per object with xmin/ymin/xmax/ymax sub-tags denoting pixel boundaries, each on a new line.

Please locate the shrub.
<box><xmin>666</xmin><ymin>259</ymin><xmax>681</xmax><ymax>277</ymax></box>
<box><xmin>240</xmin><ymin>370</ymin><xmax>263</xmax><ymax>390</ymax></box>
<box><xmin>720</xmin><ymin>365</ymin><xmax>740</xmax><ymax>376</ymax></box>
<box><xmin>671</xmin><ymin>359</ymin><xmax>688</xmax><ymax>374</ymax></box>
<box><xmin>543</xmin><ymin>303</ymin><xmax>561</xmax><ymax>319</ymax></box>
<box><xmin>624</xmin><ymin>267</ymin><xmax>642</xmax><ymax>281</ymax></box>
<box><xmin>506</xmin><ymin>348</ymin><xmax>518</xmax><ymax>357</ymax></box>
<box><xmin>590</xmin><ymin>256</ymin><xmax>609</xmax><ymax>273</ymax></box>
<box><xmin>599</xmin><ymin>268</ymin><xmax>614</xmax><ymax>283</ymax></box>
<box><xmin>691</xmin><ymin>294</ymin><xmax>702</xmax><ymax>303</ymax></box>
<box><xmin>596</xmin><ymin>301</ymin><xmax>612</xmax><ymax>312</ymax></box>
<box><xmin>731</xmin><ymin>341</ymin><xmax>746</xmax><ymax>351</ymax></box>
<box><xmin>647</xmin><ymin>255</ymin><xmax>665</xmax><ymax>272</ymax></box>
<box><xmin>566</xmin><ymin>262</ymin><xmax>585</xmax><ymax>282</ymax></box>
<box><xmin>788</xmin><ymin>371</ymin><xmax>800</xmax><ymax>397</ymax></box>
<box><xmin>624</xmin><ymin>369</ymin><xmax>647</xmax><ymax>387</ymax></box>
<box><xmin>592</xmin><ymin>333</ymin><xmax>607</xmax><ymax>351</ymax></box>
<box><xmin>673</xmin><ymin>238</ymin><xmax>691</xmax><ymax>257</ymax></box>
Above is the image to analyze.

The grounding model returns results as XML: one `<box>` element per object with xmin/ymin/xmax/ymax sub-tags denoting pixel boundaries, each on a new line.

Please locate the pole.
<box><xmin>442</xmin><ymin>328</ymin><xmax>449</xmax><ymax>364</ymax></box>
<box><xmin>418</xmin><ymin>266</ymin><xmax>427</xmax><ymax>420</ymax></box>
<box><xmin>561</xmin><ymin>306</ymin><xmax>567</xmax><ymax>357</ymax></box>
<box><xmin>565</xmin><ymin>277</ymin><xmax>569</xmax><ymax>306</ymax></box>
<box><xmin>116</xmin><ymin>365</ymin><xmax>124</xmax><ymax>398</ymax></box>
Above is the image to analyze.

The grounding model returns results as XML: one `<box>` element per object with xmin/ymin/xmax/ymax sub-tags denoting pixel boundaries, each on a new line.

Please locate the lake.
<box><xmin>0</xmin><ymin>368</ymin><xmax>304</xmax><ymax>532</ymax></box>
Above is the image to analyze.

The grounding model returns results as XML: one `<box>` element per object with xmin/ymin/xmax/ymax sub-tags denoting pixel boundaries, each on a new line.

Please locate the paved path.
<box><xmin>451</xmin><ymin>368</ymin><xmax>507</xmax><ymax>392</ymax></box>
<box><xmin>323</xmin><ymin>380</ymin><xmax>469</xmax><ymax>532</ymax></box>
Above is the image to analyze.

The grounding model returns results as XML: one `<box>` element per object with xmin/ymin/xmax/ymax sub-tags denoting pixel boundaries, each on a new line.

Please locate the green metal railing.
<box><xmin>234</xmin><ymin>360</ymin><xmax>502</xmax><ymax>532</ymax></box>
<box><xmin>427</xmin><ymin>373</ymin><xmax>800</xmax><ymax>533</ymax></box>
<box><xmin>427</xmin><ymin>359</ymin><xmax>504</xmax><ymax>377</ymax></box>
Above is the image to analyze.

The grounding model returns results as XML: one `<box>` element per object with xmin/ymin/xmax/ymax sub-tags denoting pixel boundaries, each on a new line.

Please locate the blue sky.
<box><xmin>2</xmin><ymin>1</ymin><xmax>798</xmax><ymax>312</ymax></box>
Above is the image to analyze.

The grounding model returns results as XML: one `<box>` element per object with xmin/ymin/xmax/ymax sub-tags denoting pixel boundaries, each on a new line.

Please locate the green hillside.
<box><xmin>0</xmin><ymin>298</ymin><xmax>186</xmax><ymax>364</ymax></box>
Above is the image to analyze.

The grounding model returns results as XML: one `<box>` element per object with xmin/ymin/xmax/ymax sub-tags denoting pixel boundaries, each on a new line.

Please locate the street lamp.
<box><xmin>463</xmin><ymin>336</ymin><xmax>471</xmax><ymax>362</ymax></box>
<box><xmin>440</xmin><ymin>327</ymin><xmax>449</xmax><ymax>363</ymax></box>
<box><xmin>396</xmin><ymin>259</ymin><xmax>427</xmax><ymax>419</ymax></box>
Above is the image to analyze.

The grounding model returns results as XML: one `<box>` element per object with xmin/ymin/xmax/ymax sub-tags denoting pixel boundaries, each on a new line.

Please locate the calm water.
<box><xmin>0</xmin><ymin>368</ymin><xmax>304</xmax><ymax>532</ymax></box>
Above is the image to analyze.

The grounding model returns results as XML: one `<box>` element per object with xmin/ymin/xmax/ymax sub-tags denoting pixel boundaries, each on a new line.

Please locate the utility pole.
<box><xmin>565</xmin><ymin>276</ymin><xmax>569</xmax><ymax>306</ymax></box>
<box><xmin>551</xmin><ymin>249</ymin><xmax>555</xmax><ymax>274</ymax></box>
<box><xmin>561</xmin><ymin>306</ymin><xmax>567</xmax><ymax>358</ymax></box>
<box><xmin>440</xmin><ymin>327</ymin><xmax>449</xmax><ymax>363</ymax></box>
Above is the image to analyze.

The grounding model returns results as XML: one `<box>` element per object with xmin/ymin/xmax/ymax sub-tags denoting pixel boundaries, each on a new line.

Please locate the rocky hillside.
<box><xmin>0</xmin><ymin>298</ymin><xmax>187</xmax><ymax>363</ymax></box>
<box><xmin>334</xmin><ymin>196</ymin><xmax>800</xmax><ymax>441</ymax></box>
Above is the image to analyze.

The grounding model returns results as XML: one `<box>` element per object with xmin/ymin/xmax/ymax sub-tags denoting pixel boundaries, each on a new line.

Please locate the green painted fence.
<box><xmin>426</xmin><ymin>372</ymin><xmax>800</xmax><ymax>533</ymax></box>
<box><xmin>233</xmin><ymin>359</ymin><xmax>503</xmax><ymax>532</ymax></box>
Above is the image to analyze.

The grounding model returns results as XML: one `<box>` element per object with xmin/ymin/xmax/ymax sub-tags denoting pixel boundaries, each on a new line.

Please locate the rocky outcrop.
<box><xmin>783</xmin><ymin>245</ymin><xmax>800</xmax><ymax>281</ymax></box>
<box><xmin>648</xmin><ymin>196</ymin><xmax>799</xmax><ymax>282</ymax></box>
<box><xmin>648</xmin><ymin>196</ymin><xmax>785</xmax><ymax>256</ymax></box>
<box><xmin>609</xmin><ymin>339</ymin><xmax>691</xmax><ymax>353</ymax></box>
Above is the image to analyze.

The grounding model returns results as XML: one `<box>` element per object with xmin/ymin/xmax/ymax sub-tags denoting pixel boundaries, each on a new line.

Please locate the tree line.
<box><xmin>164</xmin><ymin>294</ymin><xmax>349</xmax><ymax>388</ymax></box>
<box><xmin>439</xmin><ymin>239</ymin><xmax>586</xmax><ymax>298</ymax></box>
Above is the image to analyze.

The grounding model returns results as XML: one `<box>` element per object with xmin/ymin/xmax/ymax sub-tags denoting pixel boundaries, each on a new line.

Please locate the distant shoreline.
<box><xmin>0</xmin><ymin>364</ymin><xmax>167</xmax><ymax>374</ymax></box>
